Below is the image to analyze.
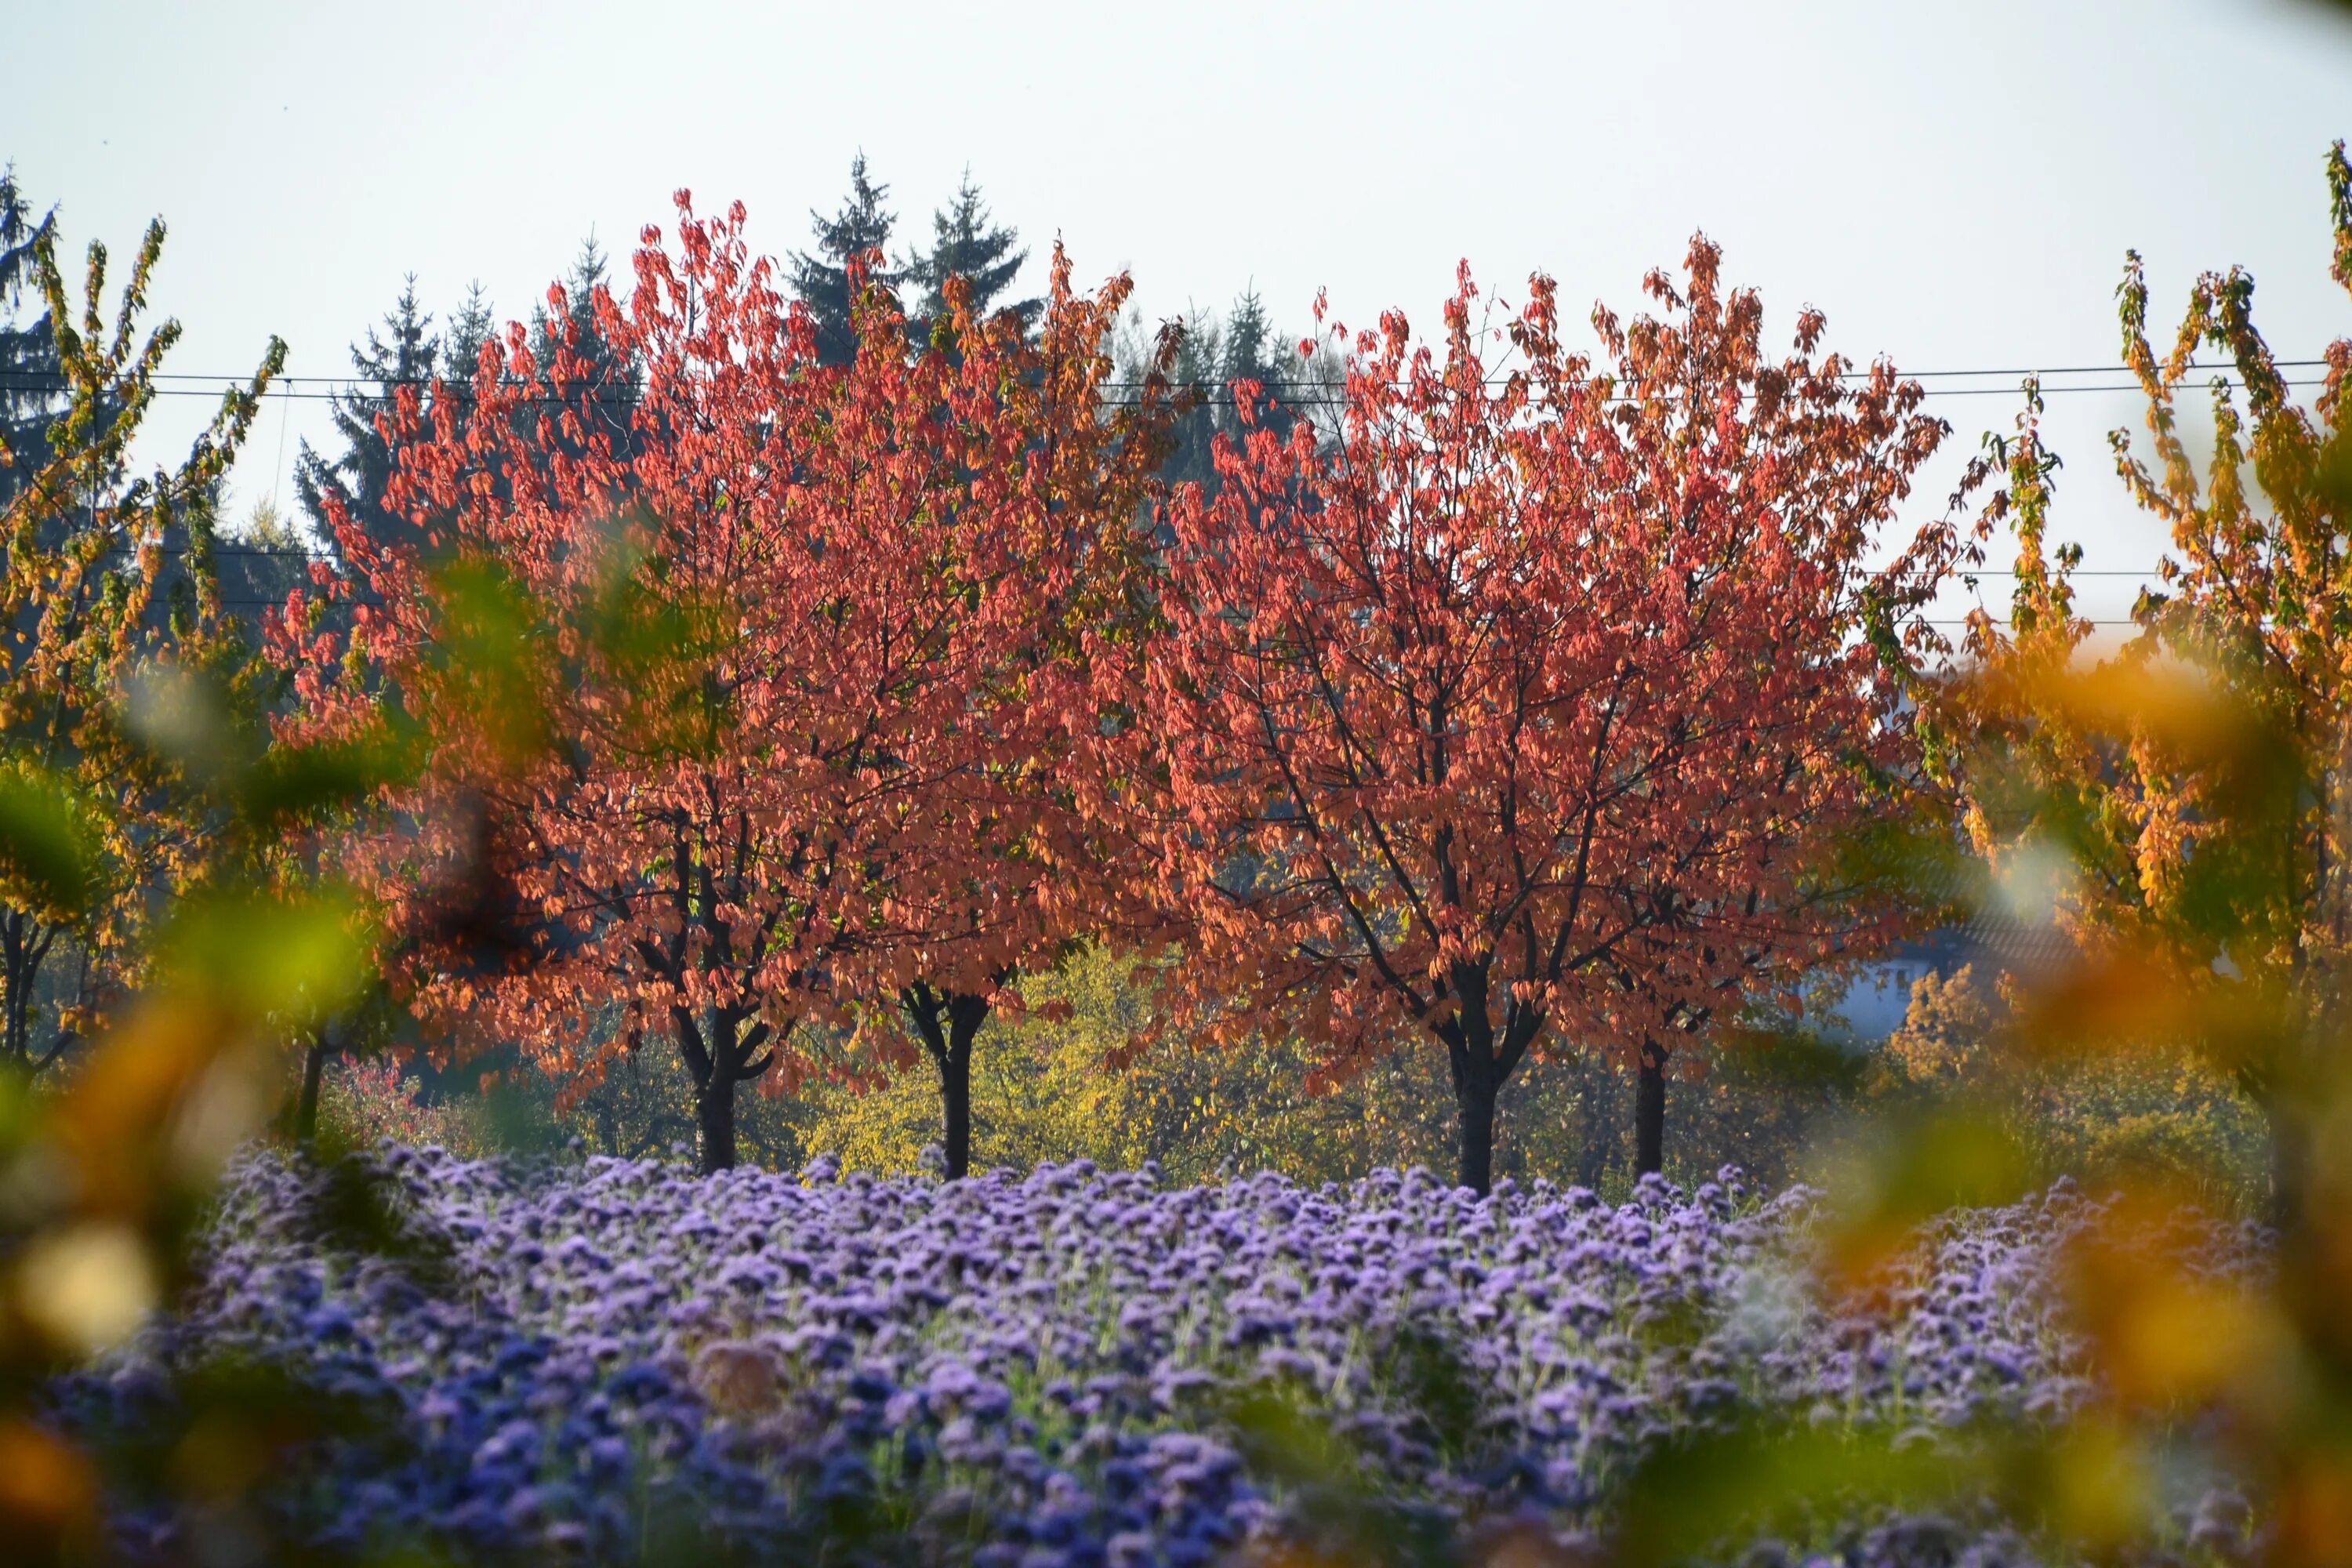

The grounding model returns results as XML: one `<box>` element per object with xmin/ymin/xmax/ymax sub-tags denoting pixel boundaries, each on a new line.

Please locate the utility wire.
<box><xmin>0</xmin><ymin>382</ymin><xmax>2326</xmax><ymax>412</ymax></box>
<box><xmin>16</xmin><ymin>354</ymin><xmax>2329</xmax><ymax>586</ymax></box>
<box><xmin>0</xmin><ymin>361</ymin><xmax>2334</xmax><ymax>406</ymax></box>
<box><xmin>0</xmin><ymin>357</ymin><xmax>2332</xmax><ymax>387</ymax></box>
<box><xmin>69</xmin><ymin>548</ymin><xmax>2307</xmax><ymax>580</ymax></box>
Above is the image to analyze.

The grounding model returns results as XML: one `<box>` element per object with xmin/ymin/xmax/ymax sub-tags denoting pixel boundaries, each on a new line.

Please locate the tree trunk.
<box><xmin>907</xmin><ymin>984</ymin><xmax>991</xmax><ymax>1180</ymax></box>
<box><xmin>2232</xmin><ymin>1059</ymin><xmax>2306</xmax><ymax>1236</ymax></box>
<box><xmin>292</xmin><ymin>1025</ymin><xmax>332</xmax><ymax>1146</ymax></box>
<box><xmin>1635</xmin><ymin>1036</ymin><xmax>1667</xmax><ymax>1178</ymax></box>
<box><xmin>2263</xmin><ymin>1087</ymin><xmax>2306</xmax><ymax>1236</ymax></box>
<box><xmin>695</xmin><ymin>1057</ymin><xmax>737</xmax><ymax>1174</ymax></box>
<box><xmin>2</xmin><ymin>910</ymin><xmax>33</xmax><ymax>1070</ymax></box>
<box><xmin>1571</xmin><ymin>1053</ymin><xmax>1617</xmax><ymax>1191</ymax></box>
<box><xmin>1439</xmin><ymin>964</ymin><xmax>1542</xmax><ymax>1197</ymax></box>
<box><xmin>1455</xmin><ymin>1069</ymin><xmax>1497</xmax><ymax>1195</ymax></box>
<box><xmin>938</xmin><ymin>1038</ymin><xmax>971</xmax><ymax>1180</ymax></box>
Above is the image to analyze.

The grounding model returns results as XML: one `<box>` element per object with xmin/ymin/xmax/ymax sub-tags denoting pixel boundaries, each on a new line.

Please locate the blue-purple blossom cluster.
<box><xmin>56</xmin><ymin>1152</ymin><xmax>2260</xmax><ymax>1565</ymax></box>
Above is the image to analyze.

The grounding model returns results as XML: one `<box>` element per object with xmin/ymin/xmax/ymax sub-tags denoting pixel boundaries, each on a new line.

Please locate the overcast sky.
<box><xmin>4</xmin><ymin>0</ymin><xmax>2349</xmax><ymax>626</ymax></box>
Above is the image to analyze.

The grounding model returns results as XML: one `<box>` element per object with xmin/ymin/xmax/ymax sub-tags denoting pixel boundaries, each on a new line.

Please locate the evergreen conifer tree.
<box><xmin>528</xmin><ymin>235</ymin><xmax>637</xmax><ymax>463</ymax></box>
<box><xmin>296</xmin><ymin>252</ymin><xmax>626</xmax><ymax>567</ymax></box>
<box><xmin>1131</xmin><ymin>286</ymin><xmax>1324</xmax><ymax>495</ymax></box>
<box><xmin>0</xmin><ymin>167</ymin><xmax>60</xmax><ymax>503</ymax></box>
<box><xmin>1219</xmin><ymin>288</ymin><xmax>1283</xmax><ymax>396</ymax></box>
<box><xmin>214</xmin><ymin>493</ymin><xmax>316</xmax><ymax>615</ymax></box>
<box><xmin>791</xmin><ymin>153</ymin><xmax>899</xmax><ymax>365</ymax></box>
<box><xmin>1154</xmin><ymin>306</ymin><xmax>1226</xmax><ymax>495</ymax></box>
<box><xmin>0</xmin><ymin>171</ymin><xmax>126</xmax><ymax>589</ymax></box>
<box><xmin>293</xmin><ymin>276</ymin><xmax>439</xmax><ymax>554</ymax></box>
<box><xmin>903</xmin><ymin>169</ymin><xmax>1037</xmax><ymax>336</ymax></box>
<box><xmin>444</xmin><ymin>280</ymin><xmax>495</xmax><ymax>383</ymax></box>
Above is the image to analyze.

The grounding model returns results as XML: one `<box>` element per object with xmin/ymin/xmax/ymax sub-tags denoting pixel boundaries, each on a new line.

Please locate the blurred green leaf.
<box><xmin>1828</xmin><ymin>808</ymin><xmax>1985</xmax><ymax>928</ymax></box>
<box><xmin>1221</xmin><ymin>1384</ymin><xmax>1461</xmax><ymax>1567</ymax></box>
<box><xmin>238</xmin><ymin>716</ymin><xmax>417</xmax><ymax>834</ymax></box>
<box><xmin>124</xmin><ymin>666</ymin><xmax>238</xmax><ymax>782</ymax></box>
<box><xmin>157</xmin><ymin>890</ymin><xmax>371</xmax><ymax>1023</ymax></box>
<box><xmin>288</xmin><ymin>1154</ymin><xmax>461</xmax><ymax>1293</ymax></box>
<box><xmin>1613</xmin><ymin>1418</ymin><xmax>2001</xmax><ymax>1566</ymax></box>
<box><xmin>423</xmin><ymin>557</ymin><xmax>555</xmax><ymax>766</ymax></box>
<box><xmin>430</xmin><ymin>557</ymin><xmax>535</xmax><ymax>671</ymax></box>
<box><xmin>0</xmin><ymin>764</ymin><xmax>94</xmax><ymax>920</ymax></box>
<box><xmin>1840</xmin><ymin>1104</ymin><xmax>2040</xmax><ymax>1225</ymax></box>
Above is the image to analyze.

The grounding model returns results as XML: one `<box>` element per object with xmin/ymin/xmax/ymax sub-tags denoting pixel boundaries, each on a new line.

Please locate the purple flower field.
<box><xmin>53</xmin><ymin>1152</ymin><xmax>2263</xmax><ymax>1566</ymax></box>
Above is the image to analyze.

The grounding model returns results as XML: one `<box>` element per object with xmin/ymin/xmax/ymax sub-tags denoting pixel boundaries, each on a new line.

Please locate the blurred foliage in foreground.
<box><xmin>0</xmin><ymin>206</ymin><xmax>362</xmax><ymax>1557</ymax></box>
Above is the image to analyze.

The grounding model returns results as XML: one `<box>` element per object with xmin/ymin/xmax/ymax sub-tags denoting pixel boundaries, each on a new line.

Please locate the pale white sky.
<box><xmin>4</xmin><ymin>0</ymin><xmax>2349</xmax><ymax>626</ymax></box>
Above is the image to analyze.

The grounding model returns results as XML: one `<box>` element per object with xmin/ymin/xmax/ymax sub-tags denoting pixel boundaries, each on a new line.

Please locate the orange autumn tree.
<box><xmin>283</xmin><ymin>196</ymin><xmax>885</xmax><ymax>1172</ymax></box>
<box><xmin>1</xmin><ymin>214</ymin><xmax>284</xmax><ymax>1076</ymax></box>
<box><xmin>1944</xmin><ymin>142</ymin><xmax>2352</xmax><ymax>1223</ymax></box>
<box><xmin>1137</xmin><ymin>242</ymin><xmax>1953</xmax><ymax>1192</ymax></box>
<box><xmin>786</xmin><ymin>249</ymin><xmax>1172</xmax><ymax>1179</ymax></box>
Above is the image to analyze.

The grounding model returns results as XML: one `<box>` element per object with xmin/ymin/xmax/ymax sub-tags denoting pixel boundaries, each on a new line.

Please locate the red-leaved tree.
<box><xmin>780</xmin><ymin>252</ymin><xmax>1172</xmax><ymax>1178</ymax></box>
<box><xmin>281</xmin><ymin>198</ymin><xmax>1174</xmax><ymax>1176</ymax></box>
<box><xmin>281</xmin><ymin>197</ymin><xmax>887</xmax><ymax>1172</ymax></box>
<box><xmin>1134</xmin><ymin>241</ymin><xmax>1953</xmax><ymax>1192</ymax></box>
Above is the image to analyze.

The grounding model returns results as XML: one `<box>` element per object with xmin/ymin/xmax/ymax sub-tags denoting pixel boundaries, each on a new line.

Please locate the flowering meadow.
<box><xmin>50</xmin><ymin>1149</ymin><xmax>2260</xmax><ymax>1566</ymax></box>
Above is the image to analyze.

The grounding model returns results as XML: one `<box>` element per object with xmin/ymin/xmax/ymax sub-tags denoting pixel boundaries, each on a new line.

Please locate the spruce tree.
<box><xmin>1219</xmin><ymin>288</ymin><xmax>1283</xmax><ymax>397</ymax></box>
<box><xmin>1131</xmin><ymin>287</ymin><xmax>1323</xmax><ymax>495</ymax></box>
<box><xmin>791</xmin><ymin>153</ymin><xmax>899</xmax><ymax>366</ymax></box>
<box><xmin>1214</xmin><ymin>287</ymin><xmax>1323</xmax><ymax>454</ymax></box>
<box><xmin>903</xmin><ymin>169</ymin><xmax>1037</xmax><ymax>336</ymax></box>
<box><xmin>0</xmin><ymin>166</ymin><xmax>60</xmax><ymax>504</ymax></box>
<box><xmin>0</xmin><ymin>171</ymin><xmax>122</xmax><ymax>589</ymax></box>
<box><xmin>1153</xmin><ymin>306</ymin><xmax>1226</xmax><ymax>495</ymax></box>
<box><xmin>293</xmin><ymin>276</ymin><xmax>440</xmax><ymax>554</ymax></box>
<box><xmin>444</xmin><ymin>279</ymin><xmax>496</xmax><ymax>383</ymax></box>
<box><xmin>528</xmin><ymin>235</ymin><xmax>637</xmax><ymax>463</ymax></box>
<box><xmin>208</xmin><ymin>493</ymin><xmax>315</xmax><ymax>626</ymax></box>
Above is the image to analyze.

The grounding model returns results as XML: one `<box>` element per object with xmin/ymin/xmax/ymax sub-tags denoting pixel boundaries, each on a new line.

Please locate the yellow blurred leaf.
<box><xmin>2039</xmin><ymin>1414</ymin><xmax>2159</xmax><ymax>1551</ymax></box>
<box><xmin>2066</xmin><ymin>1185</ymin><xmax>2284</xmax><ymax>1411</ymax></box>
<box><xmin>13</xmin><ymin>1222</ymin><xmax>158</xmax><ymax>1358</ymax></box>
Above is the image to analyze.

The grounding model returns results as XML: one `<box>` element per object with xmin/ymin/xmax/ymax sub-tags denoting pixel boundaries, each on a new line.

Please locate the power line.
<box><xmin>0</xmin><ymin>361</ymin><xmax>2333</xmax><ymax>407</ymax></box>
<box><xmin>93</xmin><ymin>546</ymin><xmax>334</xmax><ymax>558</ymax></box>
<box><xmin>0</xmin><ymin>357</ymin><xmax>2332</xmax><ymax>387</ymax></box>
<box><xmin>0</xmin><ymin>383</ymin><xmax>2328</xmax><ymax>412</ymax></box>
<box><xmin>67</xmin><ymin>544</ymin><xmax>2287</xmax><ymax>582</ymax></box>
<box><xmin>171</xmin><ymin>606</ymin><xmax>2183</xmax><ymax>628</ymax></box>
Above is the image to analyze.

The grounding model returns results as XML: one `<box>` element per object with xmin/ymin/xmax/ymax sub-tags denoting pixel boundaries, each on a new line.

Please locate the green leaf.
<box><xmin>1613</xmin><ymin>1417</ymin><xmax>2008</xmax><ymax>1566</ymax></box>
<box><xmin>239</xmin><ymin>717</ymin><xmax>418</xmax><ymax>833</ymax></box>
<box><xmin>0</xmin><ymin>764</ymin><xmax>95</xmax><ymax>920</ymax></box>
<box><xmin>1832</xmin><ymin>1104</ymin><xmax>2042</xmax><ymax>1229</ymax></box>
<box><xmin>158</xmin><ymin>891</ymin><xmax>372</xmax><ymax>1023</ymax></box>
